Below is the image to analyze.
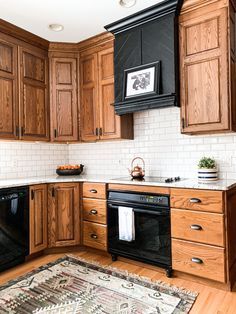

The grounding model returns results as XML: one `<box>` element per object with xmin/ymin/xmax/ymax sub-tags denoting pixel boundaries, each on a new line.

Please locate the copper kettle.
<box><xmin>129</xmin><ymin>157</ymin><xmax>145</xmax><ymax>179</ymax></box>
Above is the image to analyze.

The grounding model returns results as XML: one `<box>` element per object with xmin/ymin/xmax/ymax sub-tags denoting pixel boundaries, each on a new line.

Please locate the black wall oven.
<box><xmin>108</xmin><ymin>190</ymin><xmax>172</xmax><ymax>277</ymax></box>
<box><xmin>0</xmin><ymin>186</ymin><xmax>29</xmax><ymax>272</ymax></box>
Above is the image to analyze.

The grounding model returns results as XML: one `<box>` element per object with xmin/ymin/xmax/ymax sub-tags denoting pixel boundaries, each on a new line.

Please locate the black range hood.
<box><xmin>105</xmin><ymin>0</ymin><xmax>183</xmax><ymax>115</ymax></box>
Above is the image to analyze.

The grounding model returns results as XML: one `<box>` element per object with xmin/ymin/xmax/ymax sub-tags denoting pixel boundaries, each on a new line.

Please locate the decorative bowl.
<box><xmin>56</xmin><ymin>165</ymin><xmax>84</xmax><ymax>176</ymax></box>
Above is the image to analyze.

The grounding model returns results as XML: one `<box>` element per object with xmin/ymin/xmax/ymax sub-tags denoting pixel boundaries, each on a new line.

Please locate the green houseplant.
<box><xmin>198</xmin><ymin>157</ymin><xmax>218</xmax><ymax>182</ymax></box>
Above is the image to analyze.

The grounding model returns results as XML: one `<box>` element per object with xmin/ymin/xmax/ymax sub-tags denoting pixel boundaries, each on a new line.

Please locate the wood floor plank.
<box><xmin>0</xmin><ymin>249</ymin><xmax>236</xmax><ymax>313</ymax></box>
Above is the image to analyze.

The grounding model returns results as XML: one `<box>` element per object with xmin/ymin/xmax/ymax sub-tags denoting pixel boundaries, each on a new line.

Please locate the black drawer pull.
<box><xmin>190</xmin><ymin>224</ymin><xmax>202</xmax><ymax>231</ymax></box>
<box><xmin>191</xmin><ymin>257</ymin><xmax>203</xmax><ymax>264</ymax></box>
<box><xmin>91</xmin><ymin>234</ymin><xmax>98</xmax><ymax>239</ymax></box>
<box><xmin>89</xmin><ymin>189</ymin><xmax>97</xmax><ymax>193</ymax></box>
<box><xmin>89</xmin><ymin>209</ymin><xmax>98</xmax><ymax>215</ymax></box>
<box><xmin>190</xmin><ymin>198</ymin><xmax>201</xmax><ymax>203</ymax></box>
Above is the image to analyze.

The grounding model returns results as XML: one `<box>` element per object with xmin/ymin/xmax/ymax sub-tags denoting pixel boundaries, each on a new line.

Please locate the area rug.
<box><xmin>0</xmin><ymin>255</ymin><xmax>197</xmax><ymax>314</ymax></box>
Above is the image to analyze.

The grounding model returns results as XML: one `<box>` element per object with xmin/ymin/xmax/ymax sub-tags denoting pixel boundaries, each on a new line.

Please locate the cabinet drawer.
<box><xmin>83</xmin><ymin>221</ymin><xmax>107</xmax><ymax>251</ymax></box>
<box><xmin>172</xmin><ymin>239</ymin><xmax>226</xmax><ymax>282</ymax></box>
<box><xmin>171</xmin><ymin>209</ymin><xmax>224</xmax><ymax>246</ymax></box>
<box><xmin>171</xmin><ymin>189</ymin><xmax>224</xmax><ymax>213</ymax></box>
<box><xmin>83</xmin><ymin>183</ymin><xmax>106</xmax><ymax>199</ymax></box>
<box><xmin>83</xmin><ymin>199</ymin><xmax>107</xmax><ymax>224</ymax></box>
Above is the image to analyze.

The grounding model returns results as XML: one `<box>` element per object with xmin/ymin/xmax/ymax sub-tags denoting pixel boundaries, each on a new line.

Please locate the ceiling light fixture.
<box><xmin>119</xmin><ymin>0</ymin><xmax>137</xmax><ymax>8</ymax></box>
<box><xmin>48</xmin><ymin>24</ymin><xmax>64</xmax><ymax>32</ymax></box>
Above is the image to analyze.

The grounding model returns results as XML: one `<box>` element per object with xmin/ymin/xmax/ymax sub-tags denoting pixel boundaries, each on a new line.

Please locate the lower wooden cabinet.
<box><xmin>48</xmin><ymin>183</ymin><xmax>80</xmax><ymax>247</ymax></box>
<box><xmin>29</xmin><ymin>184</ymin><xmax>47</xmax><ymax>254</ymax></box>
<box><xmin>83</xmin><ymin>221</ymin><xmax>107</xmax><ymax>251</ymax></box>
<box><xmin>172</xmin><ymin>239</ymin><xmax>226</xmax><ymax>283</ymax></box>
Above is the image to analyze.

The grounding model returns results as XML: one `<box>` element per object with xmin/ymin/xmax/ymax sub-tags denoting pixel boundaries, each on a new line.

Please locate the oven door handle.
<box><xmin>108</xmin><ymin>204</ymin><xmax>168</xmax><ymax>216</ymax></box>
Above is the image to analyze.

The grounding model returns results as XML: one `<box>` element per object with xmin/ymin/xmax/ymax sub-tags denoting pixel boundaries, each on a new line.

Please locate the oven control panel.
<box><xmin>140</xmin><ymin>195</ymin><xmax>169</xmax><ymax>206</ymax></box>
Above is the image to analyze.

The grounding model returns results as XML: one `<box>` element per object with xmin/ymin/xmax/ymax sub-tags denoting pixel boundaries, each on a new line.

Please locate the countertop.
<box><xmin>0</xmin><ymin>175</ymin><xmax>235</xmax><ymax>191</ymax></box>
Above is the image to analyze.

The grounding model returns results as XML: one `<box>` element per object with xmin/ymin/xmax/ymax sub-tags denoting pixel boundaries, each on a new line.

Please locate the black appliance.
<box><xmin>112</xmin><ymin>176</ymin><xmax>182</xmax><ymax>183</ymax></box>
<box><xmin>105</xmin><ymin>0</ymin><xmax>184</xmax><ymax>115</ymax></box>
<box><xmin>107</xmin><ymin>190</ymin><xmax>172</xmax><ymax>277</ymax></box>
<box><xmin>0</xmin><ymin>186</ymin><xmax>29</xmax><ymax>272</ymax></box>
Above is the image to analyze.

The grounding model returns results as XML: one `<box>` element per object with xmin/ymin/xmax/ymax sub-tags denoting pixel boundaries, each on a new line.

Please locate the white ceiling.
<box><xmin>0</xmin><ymin>0</ymin><xmax>163</xmax><ymax>43</ymax></box>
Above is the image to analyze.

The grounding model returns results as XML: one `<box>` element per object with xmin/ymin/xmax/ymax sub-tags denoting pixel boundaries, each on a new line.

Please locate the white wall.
<box><xmin>69</xmin><ymin>108</ymin><xmax>236</xmax><ymax>180</ymax></box>
<box><xmin>0</xmin><ymin>142</ymin><xmax>68</xmax><ymax>179</ymax></box>
<box><xmin>1</xmin><ymin>107</ymin><xmax>236</xmax><ymax>180</ymax></box>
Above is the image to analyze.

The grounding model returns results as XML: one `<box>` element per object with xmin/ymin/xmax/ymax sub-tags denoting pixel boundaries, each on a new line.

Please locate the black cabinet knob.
<box><xmin>90</xmin><ymin>234</ymin><xmax>98</xmax><ymax>239</ymax></box>
<box><xmin>191</xmin><ymin>257</ymin><xmax>203</xmax><ymax>264</ymax></box>
<box><xmin>89</xmin><ymin>209</ymin><xmax>98</xmax><ymax>215</ymax></box>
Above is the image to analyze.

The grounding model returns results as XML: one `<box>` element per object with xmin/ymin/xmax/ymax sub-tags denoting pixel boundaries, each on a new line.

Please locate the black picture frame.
<box><xmin>123</xmin><ymin>61</ymin><xmax>161</xmax><ymax>101</ymax></box>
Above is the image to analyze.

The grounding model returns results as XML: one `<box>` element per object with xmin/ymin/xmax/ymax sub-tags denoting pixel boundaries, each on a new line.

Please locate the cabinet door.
<box><xmin>80</xmin><ymin>53</ymin><xmax>99</xmax><ymax>141</ymax></box>
<box><xmin>29</xmin><ymin>184</ymin><xmax>47</xmax><ymax>254</ymax></box>
<box><xmin>48</xmin><ymin>183</ymin><xmax>80</xmax><ymax>247</ymax></box>
<box><xmin>20</xmin><ymin>47</ymin><xmax>49</xmax><ymax>140</ymax></box>
<box><xmin>50</xmin><ymin>57</ymin><xmax>78</xmax><ymax>141</ymax></box>
<box><xmin>0</xmin><ymin>37</ymin><xmax>18</xmax><ymax>139</ymax></box>
<box><xmin>98</xmin><ymin>47</ymin><xmax>121</xmax><ymax>140</ymax></box>
<box><xmin>180</xmin><ymin>7</ymin><xmax>229</xmax><ymax>133</ymax></box>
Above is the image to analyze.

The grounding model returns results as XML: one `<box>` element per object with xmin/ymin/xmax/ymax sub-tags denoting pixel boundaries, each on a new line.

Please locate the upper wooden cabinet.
<box><xmin>48</xmin><ymin>183</ymin><xmax>80</xmax><ymax>248</ymax></box>
<box><xmin>50</xmin><ymin>56</ymin><xmax>78</xmax><ymax>142</ymax></box>
<box><xmin>180</xmin><ymin>0</ymin><xmax>236</xmax><ymax>134</ymax></box>
<box><xmin>0</xmin><ymin>31</ymin><xmax>49</xmax><ymax>141</ymax></box>
<box><xmin>20</xmin><ymin>47</ymin><xmax>49</xmax><ymax>140</ymax></box>
<box><xmin>0</xmin><ymin>36</ymin><xmax>18</xmax><ymax>139</ymax></box>
<box><xmin>80</xmin><ymin>39</ymin><xmax>133</xmax><ymax>142</ymax></box>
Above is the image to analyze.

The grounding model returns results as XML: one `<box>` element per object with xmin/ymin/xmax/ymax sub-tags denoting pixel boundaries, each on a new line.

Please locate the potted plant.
<box><xmin>198</xmin><ymin>157</ymin><xmax>218</xmax><ymax>182</ymax></box>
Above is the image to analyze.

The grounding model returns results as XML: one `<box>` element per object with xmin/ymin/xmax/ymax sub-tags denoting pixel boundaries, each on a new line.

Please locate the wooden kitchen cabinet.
<box><xmin>20</xmin><ymin>47</ymin><xmax>49</xmax><ymax>140</ymax></box>
<box><xmin>29</xmin><ymin>184</ymin><xmax>48</xmax><ymax>254</ymax></box>
<box><xmin>79</xmin><ymin>37</ymin><xmax>133</xmax><ymax>142</ymax></box>
<box><xmin>48</xmin><ymin>183</ymin><xmax>80</xmax><ymax>247</ymax></box>
<box><xmin>50</xmin><ymin>56</ymin><xmax>78</xmax><ymax>141</ymax></box>
<box><xmin>0</xmin><ymin>35</ymin><xmax>18</xmax><ymax>139</ymax></box>
<box><xmin>180</xmin><ymin>0</ymin><xmax>236</xmax><ymax>134</ymax></box>
<box><xmin>0</xmin><ymin>30</ymin><xmax>49</xmax><ymax>141</ymax></box>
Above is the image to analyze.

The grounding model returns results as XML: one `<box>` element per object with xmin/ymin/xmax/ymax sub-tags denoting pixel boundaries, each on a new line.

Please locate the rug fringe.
<box><xmin>65</xmin><ymin>254</ymin><xmax>198</xmax><ymax>298</ymax></box>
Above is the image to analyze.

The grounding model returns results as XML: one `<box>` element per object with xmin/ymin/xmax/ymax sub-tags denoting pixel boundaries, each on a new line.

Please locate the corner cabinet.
<box><xmin>29</xmin><ymin>184</ymin><xmax>48</xmax><ymax>254</ymax></box>
<box><xmin>79</xmin><ymin>40</ymin><xmax>133</xmax><ymax>142</ymax></box>
<box><xmin>47</xmin><ymin>183</ymin><xmax>80</xmax><ymax>248</ymax></box>
<box><xmin>180</xmin><ymin>0</ymin><xmax>236</xmax><ymax>134</ymax></box>
<box><xmin>49</xmin><ymin>54</ymin><xmax>78</xmax><ymax>142</ymax></box>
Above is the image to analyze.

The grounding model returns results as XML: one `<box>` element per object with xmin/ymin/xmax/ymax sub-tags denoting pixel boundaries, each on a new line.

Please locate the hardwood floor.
<box><xmin>1</xmin><ymin>249</ymin><xmax>236</xmax><ymax>313</ymax></box>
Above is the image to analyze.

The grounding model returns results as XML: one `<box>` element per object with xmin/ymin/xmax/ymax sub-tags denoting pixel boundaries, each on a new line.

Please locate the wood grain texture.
<box><xmin>80</xmin><ymin>53</ymin><xmax>98</xmax><ymax>141</ymax></box>
<box><xmin>83</xmin><ymin>221</ymin><xmax>107</xmax><ymax>251</ymax></box>
<box><xmin>0</xmin><ymin>38</ymin><xmax>18</xmax><ymax>139</ymax></box>
<box><xmin>83</xmin><ymin>183</ymin><xmax>106</xmax><ymax>199</ymax></box>
<box><xmin>29</xmin><ymin>185</ymin><xmax>47</xmax><ymax>254</ymax></box>
<box><xmin>19</xmin><ymin>46</ymin><xmax>49</xmax><ymax>141</ymax></box>
<box><xmin>82</xmin><ymin>199</ymin><xmax>107</xmax><ymax>224</ymax></box>
<box><xmin>171</xmin><ymin>208</ymin><xmax>225</xmax><ymax>246</ymax></box>
<box><xmin>170</xmin><ymin>188</ymin><xmax>224</xmax><ymax>213</ymax></box>
<box><xmin>50</xmin><ymin>57</ymin><xmax>78</xmax><ymax>142</ymax></box>
<box><xmin>48</xmin><ymin>183</ymin><xmax>80</xmax><ymax>248</ymax></box>
<box><xmin>180</xmin><ymin>5</ymin><xmax>231</xmax><ymax>134</ymax></box>
<box><xmin>108</xmin><ymin>184</ymin><xmax>170</xmax><ymax>195</ymax></box>
<box><xmin>172</xmin><ymin>239</ymin><xmax>226</xmax><ymax>283</ymax></box>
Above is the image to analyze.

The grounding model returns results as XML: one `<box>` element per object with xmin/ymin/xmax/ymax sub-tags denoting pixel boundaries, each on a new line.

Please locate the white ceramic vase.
<box><xmin>198</xmin><ymin>168</ymin><xmax>218</xmax><ymax>182</ymax></box>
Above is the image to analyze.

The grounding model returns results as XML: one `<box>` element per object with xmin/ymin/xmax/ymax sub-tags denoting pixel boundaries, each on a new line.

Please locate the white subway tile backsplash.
<box><xmin>1</xmin><ymin>107</ymin><xmax>236</xmax><ymax>181</ymax></box>
<box><xmin>68</xmin><ymin>107</ymin><xmax>236</xmax><ymax>180</ymax></box>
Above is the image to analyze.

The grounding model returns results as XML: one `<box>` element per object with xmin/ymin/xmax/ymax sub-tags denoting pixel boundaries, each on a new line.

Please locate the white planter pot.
<box><xmin>198</xmin><ymin>168</ymin><xmax>218</xmax><ymax>182</ymax></box>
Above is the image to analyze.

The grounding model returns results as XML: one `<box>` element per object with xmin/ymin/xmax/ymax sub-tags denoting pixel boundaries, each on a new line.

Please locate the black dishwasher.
<box><xmin>0</xmin><ymin>186</ymin><xmax>29</xmax><ymax>272</ymax></box>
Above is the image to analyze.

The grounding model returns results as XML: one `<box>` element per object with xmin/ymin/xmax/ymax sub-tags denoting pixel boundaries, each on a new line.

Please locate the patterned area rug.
<box><xmin>0</xmin><ymin>256</ymin><xmax>197</xmax><ymax>314</ymax></box>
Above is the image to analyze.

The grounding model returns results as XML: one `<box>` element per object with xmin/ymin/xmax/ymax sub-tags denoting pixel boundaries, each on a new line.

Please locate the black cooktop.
<box><xmin>112</xmin><ymin>176</ymin><xmax>183</xmax><ymax>183</ymax></box>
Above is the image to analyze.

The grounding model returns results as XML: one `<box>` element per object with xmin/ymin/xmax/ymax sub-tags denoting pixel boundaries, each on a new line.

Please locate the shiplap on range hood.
<box><xmin>105</xmin><ymin>0</ymin><xmax>184</xmax><ymax>115</ymax></box>
<box><xmin>0</xmin><ymin>0</ymin><xmax>161</xmax><ymax>42</ymax></box>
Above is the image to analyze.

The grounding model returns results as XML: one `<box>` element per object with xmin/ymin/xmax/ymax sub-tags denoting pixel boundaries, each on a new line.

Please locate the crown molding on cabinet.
<box><xmin>0</xmin><ymin>18</ymin><xmax>49</xmax><ymax>50</ymax></box>
<box><xmin>181</xmin><ymin>0</ymin><xmax>235</xmax><ymax>14</ymax></box>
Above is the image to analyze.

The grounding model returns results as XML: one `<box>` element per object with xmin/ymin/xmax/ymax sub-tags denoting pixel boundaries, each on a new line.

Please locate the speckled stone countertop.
<box><xmin>0</xmin><ymin>175</ymin><xmax>235</xmax><ymax>191</ymax></box>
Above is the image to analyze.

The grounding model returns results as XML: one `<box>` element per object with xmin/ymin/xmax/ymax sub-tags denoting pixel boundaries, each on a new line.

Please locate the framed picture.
<box><xmin>123</xmin><ymin>61</ymin><xmax>160</xmax><ymax>100</ymax></box>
